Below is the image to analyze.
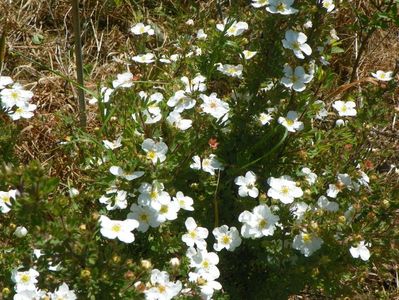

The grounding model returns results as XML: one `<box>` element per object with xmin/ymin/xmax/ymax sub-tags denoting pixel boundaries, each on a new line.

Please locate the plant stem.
<box><xmin>71</xmin><ymin>0</ymin><xmax>87</xmax><ymax>129</ymax></box>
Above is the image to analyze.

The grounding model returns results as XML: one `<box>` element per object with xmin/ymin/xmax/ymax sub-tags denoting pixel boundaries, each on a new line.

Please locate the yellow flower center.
<box><xmin>292</xmin><ymin>41</ymin><xmax>300</xmax><ymax>50</ymax></box>
<box><xmin>222</xmin><ymin>235</ymin><xmax>231</xmax><ymax>245</ymax></box>
<box><xmin>112</xmin><ymin>224</ymin><xmax>122</xmax><ymax>232</ymax></box>
<box><xmin>202</xmin><ymin>260</ymin><xmax>210</xmax><ymax>268</ymax></box>
<box><xmin>11</xmin><ymin>91</ymin><xmax>19</xmax><ymax>99</ymax></box>
<box><xmin>227</xmin><ymin>67</ymin><xmax>236</xmax><ymax>74</ymax></box>
<box><xmin>189</xmin><ymin>230</ymin><xmax>197</xmax><ymax>238</ymax></box>
<box><xmin>150</xmin><ymin>191</ymin><xmax>158</xmax><ymax>200</ymax></box>
<box><xmin>341</xmin><ymin>105</ymin><xmax>347</xmax><ymax>112</ymax></box>
<box><xmin>157</xmin><ymin>285</ymin><xmax>166</xmax><ymax>293</ymax></box>
<box><xmin>160</xmin><ymin>205</ymin><xmax>168</xmax><ymax>214</ymax></box>
<box><xmin>286</xmin><ymin>119</ymin><xmax>294</xmax><ymax>126</ymax></box>
<box><xmin>277</xmin><ymin>3</ymin><xmax>286</xmax><ymax>11</ymax></box>
<box><xmin>302</xmin><ymin>233</ymin><xmax>312</xmax><ymax>244</ymax></box>
<box><xmin>20</xmin><ymin>274</ymin><xmax>31</xmax><ymax>283</ymax></box>
<box><xmin>140</xmin><ymin>214</ymin><xmax>148</xmax><ymax>221</ymax></box>
<box><xmin>1</xmin><ymin>195</ymin><xmax>10</xmax><ymax>203</ymax></box>
<box><xmin>281</xmin><ymin>186</ymin><xmax>290</xmax><ymax>195</ymax></box>
<box><xmin>210</xmin><ymin>101</ymin><xmax>217</xmax><ymax>109</ymax></box>
<box><xmin>259</xmin><ymin>219</ymin><xmax>268</xmax><ymax>229</ymax></box>
<box><xmin>147</xmin><ymin>151</ymin><xmax>156</xmax><ymax>160</ymax></box>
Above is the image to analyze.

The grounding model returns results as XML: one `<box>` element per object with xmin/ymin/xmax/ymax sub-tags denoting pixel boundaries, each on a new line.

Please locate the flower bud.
<box><xmin>80</xmin><ymin>269</ymin><xmax>91</xmax><ymax>280</ymax></box>
<box><xmin>169</xmin><ymin>257</ymin><xmax>180</xmax><ymax>267</ymax></box>
<box><xmin>2</xmin><ymin>287</ymin><xmax>11</xmax><ymax>296</ymax></box>
<box><xmin>141</xmin><ymin>259</ymin><xmax>152</xmax><ymax>269</ymax></box>
<box><xmin>14</xmin><ymin>226</ymin><xmax>28</xmax><ymax>238</ymax></box>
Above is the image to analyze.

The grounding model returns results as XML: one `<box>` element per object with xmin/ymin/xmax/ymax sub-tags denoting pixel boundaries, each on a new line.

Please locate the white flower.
<box><xmin>0</xmin><ymin>189</ymin><xmax>17</xmax><ymax>213</ymax></box>
<box><xmin>259</xmin><ymin>111</ymin><xmax>274</xmax><ymax>125</ymax></box>
<box><xmin>200</xmin><ymin>93</ymin><xmax>229</xmax><ymax>121</ymax></box>
<box><xmin>142</xmin><ymin>138</ymin><xmax>168</xmax><ymax>164</ymax></box>
<box><xmin>132</xmin><ymin>53</ymin><xmax>155</xmax><ymax>64</ymax></box>
<box><xmin>49</xmin><ymin>283</ymin><xmax>77</xmax><ymax>300</ymax></box>
<box><xmin>9</xmin><ymin>103</ymin><xmax>37</xmax><ymax>120</ymax></box>
<box><xmin>189</xmin><ymin>269</ymin><xmax>222</xmax><ymax>297</ymax></box>
<box><xmin>281</xmin><ymin>65</ymin><xmax>313</xmax><ymax>92</ymax></box>
<box><xmin>0</xmin><ymin>76</ymin><xmax>13</xmax><ymax>89</ymax></box>
<box><xmin>242</xmin><ymin>50</ymin><xmax>257</xmax><ymax>60</ymax></box>
<box><xmin>267</xmin><ymin>0</ymin><xmax>298</xmax><ymax>15</ymax></box>
<box><xmin>190</xmin><ymin>154</ymin><xmax>224</xmax><ymax>176</ymax></box>
<box><xmin>291</xmin><ymin>202</ymin><xmax>310</xmax><ymax>220</ymax></box>
<box><xmin>99</xmin><ymin>215</ymin><xmax>139</xmax><ymax>243</ymax></box>
<box><xmin>112</xmin><ymin>72</ymin><xmax>135</xmax><ymax>88</ymax></box>
<box><xmin>166</xmin><ymin>111</ymin><xmax>192</xmax><ymax>131</ymax></box>
<box><xmin>292</xmin><ymin>232</ymin><xmax>323</xmax><ymax>257</ymax></box>
<box><xmin>173</xmin><ymin>191</ymin><xmax>194</xmax><ymax>211</ymax></box>
<box><xmin>251</xmin><ymin>0</ymin><xmax>269</xmax><ymax>8</ymax></box>
<box><xmin>212</xmin><ymin>225</ymin><xmax>242</xmax><ymax>252</ymax></box>
<box><xmin>196</xmin><ymin>29</ymin><xmax>208</xmax><ymax>40</ymax></box>
<box><xmin>371</xmin><ymin>70</ymin><xmax>393</xmax><ymax>81</ymax></box>
<box><xmin>349</xmin><ymin>241</ymin><xmax>371</xmax><ymax>261</ymax></box>
<box><xmin>144</xmin><ymin>269</ymin><xmax>182</xmax><ymax>300</ymax></box>
<box><xmin>282</xmin><ymin>30</ymin><xmax>312</xmax><ymax>59</ymax></box>
<box><xmin>90</xmin><ymin>86</ymin><xmax>114</xmax><ymax>104</ymax></box>
<box><xmin>299</xmin><ymin>167</ymin><xmax>317</xmax><ymax>185</ymax></box>
<box><xmin>0</xmin><ymin>83</ymin><xmax>33</xmax><ymax>108</ymax></box>
<box><xmin>314</xmin><ymin>100</ymin><xmax>328</xmax><ymax>120</ymax></box>
<box><xmin>322</xmin><ymin>0</ymin><xmax>335</xmax><ymax>12</ymax></box>
<box><xmin>182</xmin><ymin>217</ymin><xmax>209</xmax><ymax>249</ymax></box>
<box><xmin>216</xmin><ymin>18</ymin><xmax>248</xmax><ymax>36</ymax></box>
<box><xmin>304</xmin><ymin>20</ymin><xmax>313</xmax><ymax>28</ymax></box>
<box><xmin>326</xmin><ymin>183</ymin><xmax>340</xmax><ymax>198</ymax></box>
<box><xmin>99</xmin><ymin>188</ymin><xmax>128</xmax><ymax>210</ymax></box>
<box><xmin>238</xmin><ymin>204</ymin><xmax>280</xmax><ymax>238</ymax></box>
<box><xmin>130</xmin><ymin>23</ymin><xmax>154</xmax><ymax>36</ymax></box>
<box><xmin>167</xmin><ymin>90</ymin><xmax>196</xmax><ymax>112</ymax></box>
<box><xmin>278</xmin><ymin>110</ymin><xmax>304</xmax><ymax>132</ymax></box>
<box><xmin>181</xmin><ymin>74</ymin><xmax>207</xmax><ymax>93</ymax></box>
<box><xmin>267</xmin><ymin>175</ymin><xmax>303</xmax><ymax>204</ymax></box>
<box><xmin>13</xmin><ymin>289</ymin><xmax>46</xmax><ymax>300</ymax></box>
<box><xmin>14</xmin><ymin>226</ymin><xmax>28</xmax><ymax>238</ymax></box>
<box><xmin>156</xmin><ymin>196</ymin><xmax>180</xmax><ymax>223</ymax></box>
<box><xmin>127</xmin><ymin>203</ymin><xmax>160</xmax><ymax>232</ymax></box>
<box><xmin>109</xmin><ymin>166</ymin><xmax>144</xmax><ymax>181</ymax></box>
<box><xmin>103</xmin><ymin>136</ymin><xmax>122</xmax><ymax>150</ymax></box>
<box><xmin>235</xmin><ymin>171</ymin><xmax>259</xmax><ymax>198</ymax></box>
<box><xmin>216</xmin><ymin>63</ymin><xmax>243</xmax><ymax>78</ymax></box>
<box><xmin>188</xmin><ymin>248</ymin><xmax>220</xmax><ymax>277</ymax></box>
<box><xmin>317</xmin><ymin>195</ymin><xmax>339</xmax><ymax>212</ymax></box>
<box><xmin>138</xmin><ymin>181</ymin><xmax>171</xmax><ymax>210</ymax></box>
<box><xmin>11</xmin><ymin>268</ymin><xmax>39</xmax><ymax>292</ymax></box>
<box><xmin>332</xmin><ymin>100</ymin><xmax>357</xmax><ymax>117</ymax></box>
<box><xmin>140</xmin><ymin>92</ymin><xmax>164</xmax><ymax>124</ymax></box>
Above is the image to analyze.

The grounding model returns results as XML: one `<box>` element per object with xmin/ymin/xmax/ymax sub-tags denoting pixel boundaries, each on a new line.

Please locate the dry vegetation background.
<box><xmin>1</xmin><ymin>0</ymin><xmax>398</xmax><ymax>298</ymax></box>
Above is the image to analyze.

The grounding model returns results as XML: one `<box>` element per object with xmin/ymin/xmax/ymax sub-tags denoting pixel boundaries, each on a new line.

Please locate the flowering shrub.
<box><xmin>1</xmin><ymin>0</ymin><xmax>398</xmax><ymax>299</ymax></box>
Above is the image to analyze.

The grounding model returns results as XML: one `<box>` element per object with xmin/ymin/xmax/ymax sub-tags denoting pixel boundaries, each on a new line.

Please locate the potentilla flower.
<box><xmin>282</xmin><ymin>30</ymin><xmax>312</xmax><ymax>59</ymax></box>
<box><xmin>216</xmin><ymin>18</ymin><xmax>248</xmax><ymax>36</ymax></box>
<box><xmin>0</xmin><ymin>189</ymin><xmax>18</xmax><ymax>213</ymax></box>
<box><xmin>291</xmin><ymin>202</ymin><xmax>310</xmax><ymax>220</ymax></box>
<box><xmin>155</xmin><ymin>196</ymin><xmax>180</xmax><ymax>223</ymax></box>
<box><xmin>173</xmin><ymin>191</ymin><xmax>194</xmax><ymax>211</ymax></box>
<box><xmin>109</xmin><ymin>166</ymin><xmax>144</xmax><ymax>181</ymax></box>
<box><xmin>188</xmin><ymin>269</ymin><xmax>222</xmax><ymax>298</ymax></box>
<box><xmin>112</xmin><ymin>72</ymin><xmax>135</xmax><ymax>88</ymax></box>
<box><xmin>182</xmin><ymin>217</ymin><xmax>209</xmax><ymax>249</ymax></box>
<box><xmin>181</xmin><ymin>74</ymin><xmax>207</xmax><ymax>93</ymax></box>
<box><xmin>212</xmin><ymin>225</ymin><xmax>242</xmax><ymax>252</ymax></box>
<box><xmin>200</xmin><ymin>93</ymin><xmax>230</xmax><ymax>121</ymax></box>
<box><xmin>140</xmin><ymin>92</ymin><xmax>164</xmax><ymax>124</ymax></box>
<box><xmin>190</xmin><ymin>154</ymin><xmax>224</xmax><ymax>176</ymax></box>
<box><xmin>138</xmin><ymin>181</ymin><xmax>171</xmax><ymax>210</ymax></box>
<box><xmin>11</xmin><ymin>268</ymin><xmax>40</xmax><ymax>292</ymax></box>
<box><xmin>99</xmin><ymin>215</ymin><xmax>139</xmax><ymax>243</ymax></box>
<box><xmin>349</xmin><ymin>241</ymin><xmax>371</xmax><ymax>261</ymax></box>
<box><xmin>314</xmin><ymin>100</ymin><xmax>328</xmax><ymax>120</ymax></box>
<box><xmin>321</xmin><ymin>0</ymin><xmax>335</xmax><ymax>12</ymax></box>
<box><xmin>132</xmin><ymin>53</ymin><xmax>155</xmax><ymax>64</ymax></box>
<box><xmin>238</xmin><ymin>204</ymin><xmax>280</xmax><ymax>238</ymax></box>
<box><xmin>0</xmin><ymin>76</ymin><xmax>13</xmax><ymax>89</ymax></box>
<box><xmin>141</xmin><ymin>138</ymin><xmax>168</xmax><ymax>164</ymax></box>
<box><xmin>103</xmin><ymin>136</ymin><xmax>122</xmax><ymax>150</ymax></box>
<box><xmin>0</xmin><ymin>83</ymin><xmax>34</xmax><ymax>109</ymax></box>
<box><xmin>188</xmin><ymin>248</ymin><xmax>220</xmax><ymax>277</ymax></box>
<box><xmin>292</xmin><ymin>232</ymin><xmax>323</xmax><ymax>257</ymax></box>
<box><xmin>251</xmin><ymin>0</ymin><xmax>269</xmax><ymax>8</ymax></box>
<box><xmin>131</xmin><ymin>23</ymin><xmax>154</xmax><ymax>36</ymax></box>
<box><xmin>216</xmin><ymin>63</ymin><xmax>243</xmax><ymax>78</ymax></box>
<box><xmin>267</xmin><ymin>175</ymin><xmax>303</xmax><ymax>204</ymax></box>
<box><xmin>14</xmin><ymin>226</ymin><xmax>28</xmax><ymax>238</ymax></box>
<box><xmin>267</xmin><ymin>0</ymin><xmax>298</xmax><ymax>14</ymax></box>
<box><xmin>278</xmin><ymin>110</ymin><xmax>304</xmax><ymax>132</ymax></box>
<box><xmin>235</xmin><ymin>171</ymin><xmax>259</xmax><ymax>198</ymax></box>
<box><xmin>371</xmin><ymin>70</ymin><xmax>393</xmax><ymax>81</ymax></box>
<box><xmin>99</xmin><ymin>188</ymin><xmax>128</xmax><ymax>210</ymax></box>
<box><xmin>242</xmin><ymin>50</ymin><xmax>257</xmax><ymax>60</ymax></box>
<box><xmin>259</xmin><ymin>111</ymin><xmax>273</xmax><ymax>125</ymax></box>
<box><xmin>196</xmin><ymin>29</ymin><xmax>207</xmax><ymax>40</ymax></box>
<box><xmin>89</xmin><ymin>86</ymin><xmax>114</xmax><ymax>104</ymax></box>
<box><xmin>9</xmin><ymin>103</ymin><xmax>37</xmax><ymax>120</ymax></box>
<box><xmin>127</xmin><ymin>203</ymin><xmax>160</xmax><ymax>232</ymax></box>
<box><xmin>299</xmin><ymin>167</ymin><xmax>318</xmax><ymax>185</ymax></box>
<box><xmin>166</xmin><ymin>110</ymin><xmax>192</xmax><ymax>131</ymax></box>
<box><xmin>144</xmin><ymin>269</ymin><xmax>182</xmax><ymax>300</ymax></box>
<box><xmin>49</xmin><ymin>283</ymin><xmax>77</xmax><ymax>300</ymax></box>
<box><xmin>332</xmin><ymin>100</ymin><xmax>357</xmax><ymax>116</ymax></box>
<box><xmin>14</xmin><ymin>289</ymin><xmax>46</xmax><ymax>300</ymax></box>
<box><xmin>317</xmin><ymin>195</ymin><xmax>339</xmax><ymax>212</ymax></box>
<box><xmin>281</xmin><ymin>65</ymin><xmax>313</xmax><ymax>92</ymax></box>
<box><xmin>167</xmin><ymin>90</ymin><xmax>196</xmax><ymax>112</ymax></box>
